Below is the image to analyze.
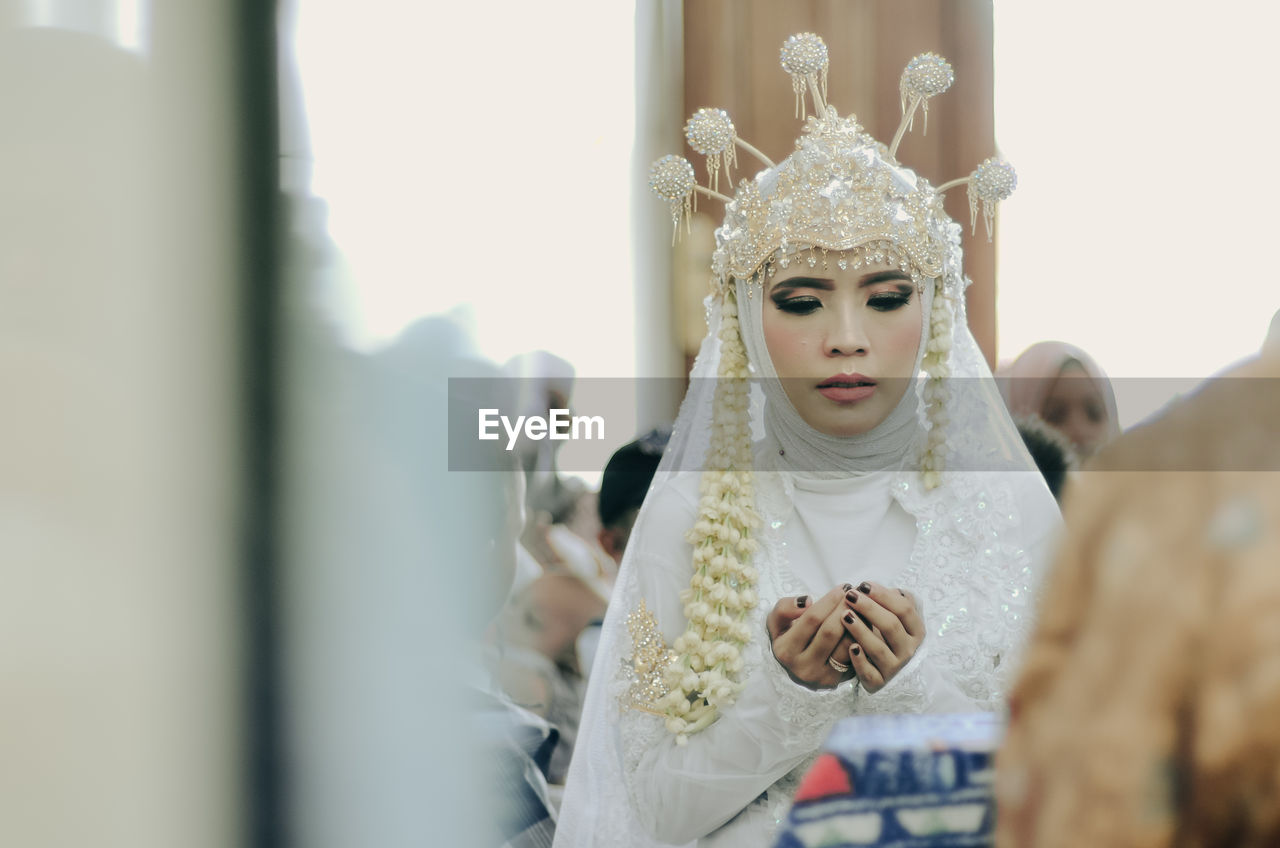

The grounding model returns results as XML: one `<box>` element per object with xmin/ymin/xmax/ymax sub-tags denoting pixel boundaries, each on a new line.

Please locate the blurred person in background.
<box><xmin>463</xmin><ymin>459</ymin><xmax>564</xmax><ymax>848</ymax></box>
<box><xmin>571</xmin><ymin>429</ymin><xmax>673</xmax><ymax>713</ymax></box>
<box><xmin>596</xmin><ymin>429</ymin><xmax>671</xmax><ymax>567</ymax></box>
<box><xmin>996</xmin><ymin>341</ymin><xmax>1280</xmax><ymax>847</ymax></box>
<box><xmin>505</xmin><ymin>350</ymin><xmax>615</xmax><ymax>590</ymax></box>
<box><xmin>493</xmin><ymin>572</ymin><xmax>607</xmax><ymax>790</ymax></box>
<box><xmin>1011</xmin><ymin>414</ymin><xmax>1077</xmax><ymax>503</ymax></box>
<box><xmin>488</xmin><ymin>431</ymin><xmax>678</xmax><ymax>788</ymax></box>
<box><xmin>999</xmin><ymin>341</ymin><xmax>1121</xmax><ymax>461</ymax></box>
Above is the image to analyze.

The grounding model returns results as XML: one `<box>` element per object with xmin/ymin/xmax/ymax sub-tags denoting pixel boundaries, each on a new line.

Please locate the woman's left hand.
<box><xmin>836</xmin><ymin>582</ymin><xmax>924</xmax><ymax>693</ymax></box>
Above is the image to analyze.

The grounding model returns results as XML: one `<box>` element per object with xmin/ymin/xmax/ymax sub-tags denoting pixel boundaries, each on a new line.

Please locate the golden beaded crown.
<box><xmin>649</xmin><ymin>33</ymin><xmax>1016</xmax><ymax>293</ymax></box>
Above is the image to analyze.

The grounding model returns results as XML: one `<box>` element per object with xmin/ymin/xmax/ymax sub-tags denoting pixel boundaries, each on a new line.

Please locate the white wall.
<box><xmin>295</xmin><ymin>3</ymin><xmax>639</xmax><ymax>377</ymax></box>
<box><xmin>994</xmin><ymin>1</ymin><xmax>1280</xmax><ymax>426</ymax></box>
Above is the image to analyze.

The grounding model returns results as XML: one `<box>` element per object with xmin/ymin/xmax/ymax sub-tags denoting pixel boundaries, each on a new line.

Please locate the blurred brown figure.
<box><xmin>996</xmin><ymin>345</ymin><xmax>1280</xmax><ymax>847</ymax></box>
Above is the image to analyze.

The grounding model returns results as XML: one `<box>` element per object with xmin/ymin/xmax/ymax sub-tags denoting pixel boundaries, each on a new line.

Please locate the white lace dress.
<box><xmin>555</xmin><ymin>438</ymin><xmax>1061</xmax><ymax>848</ymax></box>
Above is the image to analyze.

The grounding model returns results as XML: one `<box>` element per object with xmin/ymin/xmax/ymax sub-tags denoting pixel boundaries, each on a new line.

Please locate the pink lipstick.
<box><xmin>817</xmin><ymin>373</ymin><xmax>876</xmax><ymax>403</ymax></box>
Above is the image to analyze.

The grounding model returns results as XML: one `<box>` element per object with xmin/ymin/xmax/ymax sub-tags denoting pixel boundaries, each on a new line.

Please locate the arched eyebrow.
<box><xmin>769</xmin><ymin>269</ymin><xmax>913</xmax><ymax>295</ymax></box>
<box><xmin>859</xmin><ymin>270</ymin><xmax>912</xmax><ymax>287</ymax></box>
<box><xmin>768</xmin><ymin>276</ymin><xmax>834</xmax><ymax>294</ymax></box>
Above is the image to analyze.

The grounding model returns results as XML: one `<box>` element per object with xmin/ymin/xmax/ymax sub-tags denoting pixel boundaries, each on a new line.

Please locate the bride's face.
<box><xmin>762</xmin><ymin>254</ymin><xmax>923</xmax><ymax>437</ymax></box>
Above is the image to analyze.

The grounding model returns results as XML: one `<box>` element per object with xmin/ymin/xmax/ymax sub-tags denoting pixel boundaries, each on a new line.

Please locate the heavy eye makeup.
<box><xmin>769</xmin><ymin>276</ymin><xmax>832</xmax><ymax>315</ymax></box>
<box><xmin>866</xmin><ymin>284</ymin><xmax>913</xmax><ymax>312</ymax></box>
<box><xmin>769</xmin><ymin>272</ymin><xmax>914</xmax><ymax>315</ymax></box>
<box><xmin>861</xmin><ymin>270</ymin><xmax>914</xmax><ymax>312</ymax></box>
<box><xmin>771</xmin><ymin>293</ymin><xmax>823</xmax><ymax>315</ymax></box>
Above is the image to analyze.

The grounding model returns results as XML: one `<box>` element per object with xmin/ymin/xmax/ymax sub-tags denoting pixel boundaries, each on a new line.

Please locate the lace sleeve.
<box><xmin>624</xmin><ymin>617</ymin><xmax>857</xmax><ymax>845</ymax></box>
<box><xmin>599</xmin><ymin>478</ymin><xmax>860</xmax><ymax>845</ymax></box>
<box><xmin>886</xmin><ymin>463</ymin><xmax>1063</xmax><ymax>715</ymax></box>
<box><xmin>757</xmin><ymin>616</ymin><xmax>859</xmax><ymax>743</ymax></box>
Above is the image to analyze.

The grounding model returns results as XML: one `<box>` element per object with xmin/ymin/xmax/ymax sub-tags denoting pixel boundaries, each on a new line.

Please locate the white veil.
<box><xmin>557</xmin><ymin>38</ymin><xmax>1059</xmax><ymax>847</ymax></box>
<box><xmin>554</xmin><ymin>262</ymin><xmax>1059</xmax><ymax>848</ymax></box>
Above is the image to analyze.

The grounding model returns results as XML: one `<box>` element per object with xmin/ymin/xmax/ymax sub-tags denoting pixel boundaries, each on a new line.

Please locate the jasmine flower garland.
<box><xmin>658</xmin><ymin>289</ymin><xmax>761</xmax><ymax>744</ymax></box>
<box><xmin>920</xmin><ymin>278</ymin><xmax>954</xmax><ymax>490</ymax></box>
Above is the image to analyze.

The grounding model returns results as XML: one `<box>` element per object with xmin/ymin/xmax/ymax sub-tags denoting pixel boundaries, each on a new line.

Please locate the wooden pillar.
<box><xmin>943</xmin><ymin>0</ymin><xmax>998</xmax><ymax>368</ymax></box>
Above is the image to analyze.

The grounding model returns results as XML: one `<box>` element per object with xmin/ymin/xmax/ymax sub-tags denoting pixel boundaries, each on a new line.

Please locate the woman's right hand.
<box><xmin>765</xmin><ymin>587</ymin><xmax>859</xmax><ymax>689</ymax></box>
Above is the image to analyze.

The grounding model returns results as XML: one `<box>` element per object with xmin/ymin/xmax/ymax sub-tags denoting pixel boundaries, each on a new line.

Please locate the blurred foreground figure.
<box><xmin>997</xmin><ymin>346</ymin><xmax>1280</xmax><ymax>847</ymax></box>
<box><xmin>1265</xmin><ymin>307</ymin><xmax>1280</xmax><ymax>356</ymax></box>
<box><xmin>365</xmin><ymin>316</ymin><xmax>559</xmax><ymax>847</ymax></box>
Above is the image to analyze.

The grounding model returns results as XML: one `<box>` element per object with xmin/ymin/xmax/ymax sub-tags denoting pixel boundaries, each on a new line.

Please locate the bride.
<box><xmin>554</xmin><ymin>34</ymin><xmax>1061</xmax><ymax>848</ymax></box>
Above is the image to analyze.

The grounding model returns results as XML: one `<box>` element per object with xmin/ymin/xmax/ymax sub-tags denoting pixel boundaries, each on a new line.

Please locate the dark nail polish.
<box><xmin>899</xmin><ymin>589</ymin><xmax>906</xmax><ymax>597</ymax></box>
<box><xmin>796</xmin><ymin>595</ymin><xmax>809</xmax><ymax>608</ymax></box>
<box><xmin>851</xmin><ymin>645</ymin><xmax>862</xmax><ymax>656</ymax></box>
<box><xmin>857</xmin><ymin>582</ymin><xmax>872</xmax><ymax>594</ymax></box>
<box><xmin>843</xmin><ymin>610</ymin><xmax>854</xmax><ymax>624</ymax></box>
<box><xmin>842</xmin><ymin>583</ymin><xmax>853</xmax><ymax>592</ymax></box>
<box><xmin>846</xmin><ymin>590</ymin><xmax>857</xmax><ymax>604</ymax></box>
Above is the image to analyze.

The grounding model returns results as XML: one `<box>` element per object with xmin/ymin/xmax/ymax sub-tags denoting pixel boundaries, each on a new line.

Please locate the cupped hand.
<box><xmin>835</xmin><ymin>582</ymin><xmax>924</xmax><ymax>693</ymax></box>
<box><xmin>765</xmin><ymin>587</ymin><xmax>861</xmax><ymax>689</ymax></box>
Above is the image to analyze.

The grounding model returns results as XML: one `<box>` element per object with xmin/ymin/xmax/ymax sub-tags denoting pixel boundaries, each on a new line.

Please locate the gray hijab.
<box><xmin>734</xmin><ymin>270</ymin><xmax>932</xmax><ymax>478</ymax></box>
